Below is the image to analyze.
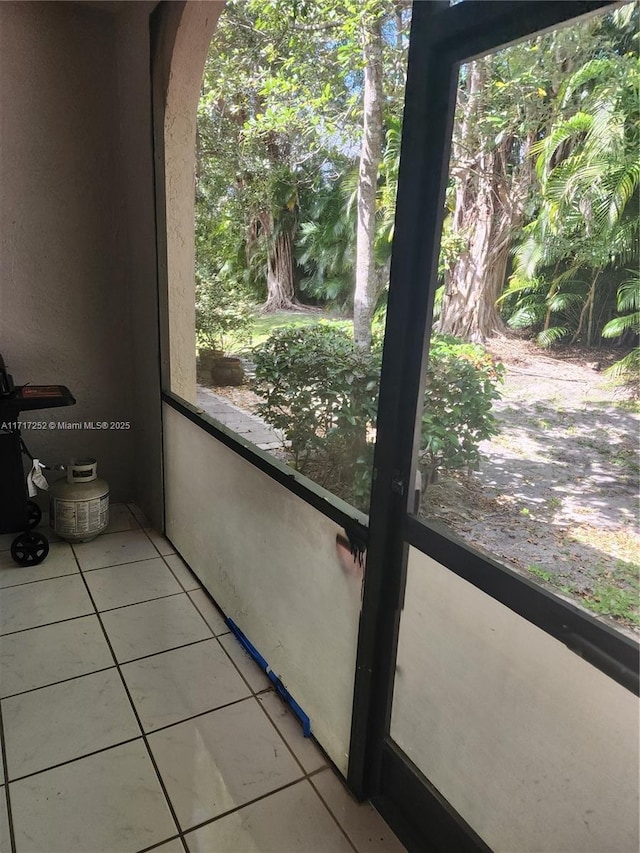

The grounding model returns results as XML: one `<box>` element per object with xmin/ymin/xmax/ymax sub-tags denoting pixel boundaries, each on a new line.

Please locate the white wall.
<box><xmin>392</xmin><ymin>547</ymin><xmax>640</xmax><ymax>853</ymax></box>
<box><xmin>163</xmin><ymin>404</ymin><xmax>363</xmax><ymax>775</ymax></box>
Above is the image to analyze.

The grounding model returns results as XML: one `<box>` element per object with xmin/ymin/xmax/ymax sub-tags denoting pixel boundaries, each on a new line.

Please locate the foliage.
<box><xmin>252</xmin><ymin>326</ymin><xmax>503</xmax><ymax>508</ymax></box>
<box><xmin>195</xmin><ymin>277</ymin><xmax>254</xmax><ymax>353</ymax></box>
<box><xmin>419</xmin><ymin>336</ymin><xmax>504</xmax><ymax>484</ymax></box>
<box><xmin>197</xmin><ymin>0</ymin><xmax>410</xmax><ymax>319</ymax></box>
<box><xmin>602</xmin><ymin>274</ymin><xmax>640</xmax><ymax>381</ymax></box>
<box><xmin>505</xmin><ymin>14</ymin><xmax>639</xmax><ymax>349</ymax></box>
<box><xmin>252</xmin><ymin>324</ymin><xmax>381</xmax><ymax>509</ymax></box>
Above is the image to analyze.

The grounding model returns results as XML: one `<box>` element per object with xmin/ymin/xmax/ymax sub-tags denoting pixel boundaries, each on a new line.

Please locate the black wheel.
<box><xmin>26</xmin><ymin>499</ymin><xmax>42</xmax><ymax>529</ymax></box>
<box><xmin>11</xmin><ymin>532</ymin><xmax>49</xmax><ymax>567</ymax></box>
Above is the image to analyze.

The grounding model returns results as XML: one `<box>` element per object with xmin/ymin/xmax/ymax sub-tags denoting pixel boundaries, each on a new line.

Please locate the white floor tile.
<box><xmin>122</xmin><ymin>639</ymin><xmax>250</xmax><ymax>732</ymax></box>
<box><xmin>2</xmin><ymin>668</ymin><xmax>140</xmax><ymax>779</ymax></box>
<box><xmin>218</xmin><ymin>631</ymin><xmax>271</xmax><ymax>694</ymax></box>
<box><xmin>0</xmin><ymin>541</ymin><xmax>78</xmax><ymax>589</ymax></box>
<box><xmin>127</xmin><ymin>503</ymin><xmax>152</xmax><ymax>528</ymax></box>
<box><xmin>164</xmin><ymin>554</ymin><xmax>201</xmax><ymax>592</ymax></box>
<box><xmin>0</xmin><ymin>614</ymin><xmax>113</xmax><ymax>698</ymax></box>
<box><xmin>105</xmin><ymin>503</ymin><xmax>140</xmax><ymax>534</ymax></box>
<box><xmin>187</xmin><ymin>589</ymin><xmax>228</xmax><ymax>635</ymax></box>
<box><xmin>0</xmin><ymin>575</ymin><xmax>93</xmax><ymax>635</ymax></box>
<box><xmin>146</xmin><ymin>529</ymin><xmax>176</xmax><ymax>556</ymax></box>
<box><xmin>100</xmin><ymin>594</ymin><xmax>212</xmax><ymax>663</ymax></box>
<box><xmin>258</xmin><ymin>689</ymin><xmax>327</xmax><ymax>774</ymax></box>
<box><xmin>312</xmin><ymin>767</ymin><xmax>406</xmax><ymax>852</ymax></box>
<box><xmin>10</xmin><ymin>740</ymin><xmax>178</xmax><ymax>853</ymax></box>
<box><xmin>152</xmin><ymin>840</ymin><xmax>185</xmax><ymax>853</ymax></box>
<box><xmin>83</xmin><ymin>558</ymin><xmax>182</xmax><ymax>611</ymax></box>
<box><xmin>0</xmin><ymin>791</ymin><xmax>9</xmax><ymax>852</ymax></box>
<box><xmin>73</xmin><ymin>529</ymin><xmax>158</xmax><ymax>572</ymax></box>
<box><xmin>149</xmin><ymin>698</ymin><xmax>301</xmax><ymax>830</ymax></box>
<box><xmin>185</xmin><ymin>780</ymin><xmax>353</xmax><ymax>853</ymax></box>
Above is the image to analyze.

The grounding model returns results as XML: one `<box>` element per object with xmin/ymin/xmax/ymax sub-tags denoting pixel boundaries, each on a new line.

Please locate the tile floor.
<box><xmin>0</xmin><ymin>504</ymin><xmax>405</xmax><ymax>853</ymax></box>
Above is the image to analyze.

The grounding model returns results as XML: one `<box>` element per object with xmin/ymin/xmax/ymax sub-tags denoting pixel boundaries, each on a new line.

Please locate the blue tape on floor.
<box><xmin>225</xmin><ymin>618</ymin><xmax>312</xmax><ymax>737</ymax></box>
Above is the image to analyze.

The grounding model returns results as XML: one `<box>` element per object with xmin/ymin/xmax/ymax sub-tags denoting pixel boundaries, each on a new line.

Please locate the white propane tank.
<box><xmin>49</xmin><ymin>458</ymin><xmax>109</xmax><ymax>542</ymax></box>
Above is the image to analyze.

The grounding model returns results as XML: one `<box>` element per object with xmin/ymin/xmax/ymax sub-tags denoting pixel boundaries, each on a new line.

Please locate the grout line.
<box><xmin>179</xmin><ymin>775</ymin><xmax>308</xmax><ymax>838</ymax></box>
<box><xmin>139</xmin><ymin>694</ymin><xmax>255</xmax><ymax>738</ymax></box>
<box><xmin>140</xmin><ymin>526</ymin><xmax>176</xmax><ymax>559</ymax></box>
<box><xmin>0</xmin><ymin>704</ymin><xmax>17</xmax><ymax>853</ymax></box>
<box><xmin>253</xmin><ymin>689</ymin><xmax>319</xmax><ymax>778</ymax></box>
<box><xmin>183</xmin><ymin>587</ymin><xmax>229</xmax><ymax>633</ymax></box>
<box><xmin>0</xmin><ymin>567</ymin><xmax>80</xmax><ymax>591</ymax></box>
<box><xmin>136</xmin><ymin>835</ymin><xmax>187</xmax><ymax>853</ymax></box>
<box><xmin>111</xmin><ymin>635</ymin><xmax>217</xmax><ymax>667</ymax></box>
<box><xmin>5</xmin><ymin>736</ymin><xmax>143</xmax><ymax>786</ymax></box>
<box><xmin>76</xmin><ymin>554</ymin><xmax>168</xmax><ymax>573</ymax></box>
<box><xmin>307</xmin><ymin>772</ymin><xmax>361</xmax><ymax>853</ymax></box>
<box><xmin>0</xmin><ymin>609</ymin><xmax>96</xmax><ymax>639</ymax></box>
<box><xmin>0</xmin><ymin>664</ymin><xmax>116</xmax><ymax>702</ymax></box>
<box><xmin>89</xmin><ymin>589</ymin><xmax>187</xmax><ymax>615</ymax></box>
<box><xmin>215</xmin><ymin>633</ymin><xmax>268</xmax><ymax>697</ymax></box>
<box><xmin>159</xmin><ymin>553</ymin><xmax>202</xmax><ymax>595</ymax></box>
<box><xmin>155</xmin><ymin>548</ymin><xmax>219</xmax><ymax>608</ymax></box>
<box><xmin>72</xmin><ymin>550</ymin><xmax>186</xmax><ymax>846</ymax></box>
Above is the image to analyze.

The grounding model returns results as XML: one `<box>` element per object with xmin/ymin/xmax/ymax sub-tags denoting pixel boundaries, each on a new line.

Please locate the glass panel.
<box><xmin>412</xmin><ymin>6</ymin><xmax>639</xmax><ymax>634</ymax></box>
<box><xmin>186</xmin><ymin>0</ymin><xmax>412</xmax><ymax>513</ymax></box>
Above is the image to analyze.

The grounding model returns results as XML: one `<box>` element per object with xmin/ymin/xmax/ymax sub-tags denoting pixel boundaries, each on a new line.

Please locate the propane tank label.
<box><xmin>52</xmin><ymin>500</ymin><xmax>77</xmax><ymax>536</ymax></box>
<box><xmin>52</xmin><ymin>497</ymin><xmax>108</xmax><ymax>535</ymax></box>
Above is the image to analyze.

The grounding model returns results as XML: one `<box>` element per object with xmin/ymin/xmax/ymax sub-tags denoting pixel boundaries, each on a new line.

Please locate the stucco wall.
<box><xmin>0</xmin><ymin>1</ymin><xmax>165</xmax><ymax>519</ymax></box>
<box><xmin>0</xmin><ymin>1</ymin><xmax>133</xmax><ymax>500</ymax></box>
<box><xmin>161</xmin><ymin>1</ymin><xmax>224</xmax><ymax>403</ymax></box>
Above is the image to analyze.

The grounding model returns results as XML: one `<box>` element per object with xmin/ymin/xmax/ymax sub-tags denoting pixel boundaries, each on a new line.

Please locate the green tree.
<box><xmin>506</xmin><ymin>15</ymin><xmax>639</xmax><ymax>348</ymax></box>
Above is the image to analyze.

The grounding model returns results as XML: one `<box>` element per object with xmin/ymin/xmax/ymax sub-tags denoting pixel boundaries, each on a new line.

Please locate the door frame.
<box><xmin>347</xmin><ymin>2</ymin><xmax>637</xmax><ymax>850</ymax></box>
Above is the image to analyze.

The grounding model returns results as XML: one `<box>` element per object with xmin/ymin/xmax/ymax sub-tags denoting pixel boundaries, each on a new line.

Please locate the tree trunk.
<box><xmin>253</xmin><ymin>210</ymin><xmax>298</xmax><ymax>313</ymax></box>
<box><xmin>263</xmin><ymin>227</ymin><xmax>298</xmax><ymax>312</ymax></box>
<box><xmin>439</xmin><ymin>148</ymin><xmax>509</xmax><ymax>341</ymax></box>
<box><xmin>439</xmin><ymin>59</ymin><xmax>535</xmax><ymax>342</ymax></box>
<box><xmin>354</xmin><ymin>15</ymin><xmax>384</xmax><ymax>350</ymax></box>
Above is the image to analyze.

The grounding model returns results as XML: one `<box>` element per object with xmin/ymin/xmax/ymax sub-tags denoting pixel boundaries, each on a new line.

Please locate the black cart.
<box><xmin>0</xmin><ymin>354</ymin><xmax>75</xmax><ymax>566</ymax></box>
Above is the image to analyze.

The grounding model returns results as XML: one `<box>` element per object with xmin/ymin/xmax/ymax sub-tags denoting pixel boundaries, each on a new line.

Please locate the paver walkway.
<box><xmin>196</xmin><ymin>385</ymin><xmax>284</xmax><ymax>451</ymax></box>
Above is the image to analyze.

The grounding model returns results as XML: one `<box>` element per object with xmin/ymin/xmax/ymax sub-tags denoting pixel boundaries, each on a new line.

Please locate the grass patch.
<box><xmin>228</xmin><ymin>309</ymin><xmax>351</xmax><ymax>353</ymax></box>
<box><xmin>581</xmin><ymin>585</ymin><xmax>639</xmax><ymax>626</ymax></box>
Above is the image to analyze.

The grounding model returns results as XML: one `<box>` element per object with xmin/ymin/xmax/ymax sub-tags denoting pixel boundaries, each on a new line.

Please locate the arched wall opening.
<box><xmin>156</xmin><ymin>1</ymin><xmax>224</xmax><ymax>404</ymax></box>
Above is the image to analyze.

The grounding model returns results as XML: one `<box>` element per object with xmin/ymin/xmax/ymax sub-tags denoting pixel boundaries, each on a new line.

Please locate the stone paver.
<box><xmin>196</xmin><ymin>386</ymin><xmax>284</xmax><ymax>450</ymax></box>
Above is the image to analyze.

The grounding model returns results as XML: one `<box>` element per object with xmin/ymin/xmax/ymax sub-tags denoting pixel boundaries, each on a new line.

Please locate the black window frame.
<box><xmin>347</xmin><ymin>0</ymin><xmax>639</xmax><ymax>811</ymax></box>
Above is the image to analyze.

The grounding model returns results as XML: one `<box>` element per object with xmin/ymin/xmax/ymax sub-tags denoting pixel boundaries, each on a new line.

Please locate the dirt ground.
<box><xmin>209</xmin><ymin>337</ymin><xmax>640</xmax><ymax>631</ymax></box>
<box><xmin>423</xmin><ymin>337</ymin><xmax>639</xmax><ymax>632</ymax></box>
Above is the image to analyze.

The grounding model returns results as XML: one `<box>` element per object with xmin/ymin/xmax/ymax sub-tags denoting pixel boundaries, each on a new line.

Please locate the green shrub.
<box><xmin>252</xmin><ymin>326</ymin><xmax>503</xmax><ymax>510</ymax></box>
<box><xmin>420</xmin><ymin>335</ymin><xmax>504</xmax><ymax>484</ymax></box>
<box><xmin>195</xmin><ymin>276</ymin><xmax>254</xmax><ymax>353</ymax></box>
<box><xmin>252</xmin><ymin>325</ymin><xmax>381</xmax><ymax>509</ymax></box>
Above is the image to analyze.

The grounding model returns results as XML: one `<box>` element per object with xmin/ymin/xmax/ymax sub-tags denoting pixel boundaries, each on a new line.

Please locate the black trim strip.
<box><xmin>405</xmin><ymin>515</ymin><xmax>640</xmax><ymax>695</ymax></box>
<box><xmin>374</xmin><ymin>740</ymin><xmax>491</xmax><ymax>853</ymax></box>
<box><xmin>161</xmin><ymin>390</ymin><xmax>369</xmax><ymax>540</ymax></box>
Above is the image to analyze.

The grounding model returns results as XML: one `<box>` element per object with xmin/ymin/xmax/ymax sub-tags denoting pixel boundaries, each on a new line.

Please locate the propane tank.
<box><xmin>49</xmin><ymin>458</ymin><xmax>109</xmax><ymax>542</ymax></box>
